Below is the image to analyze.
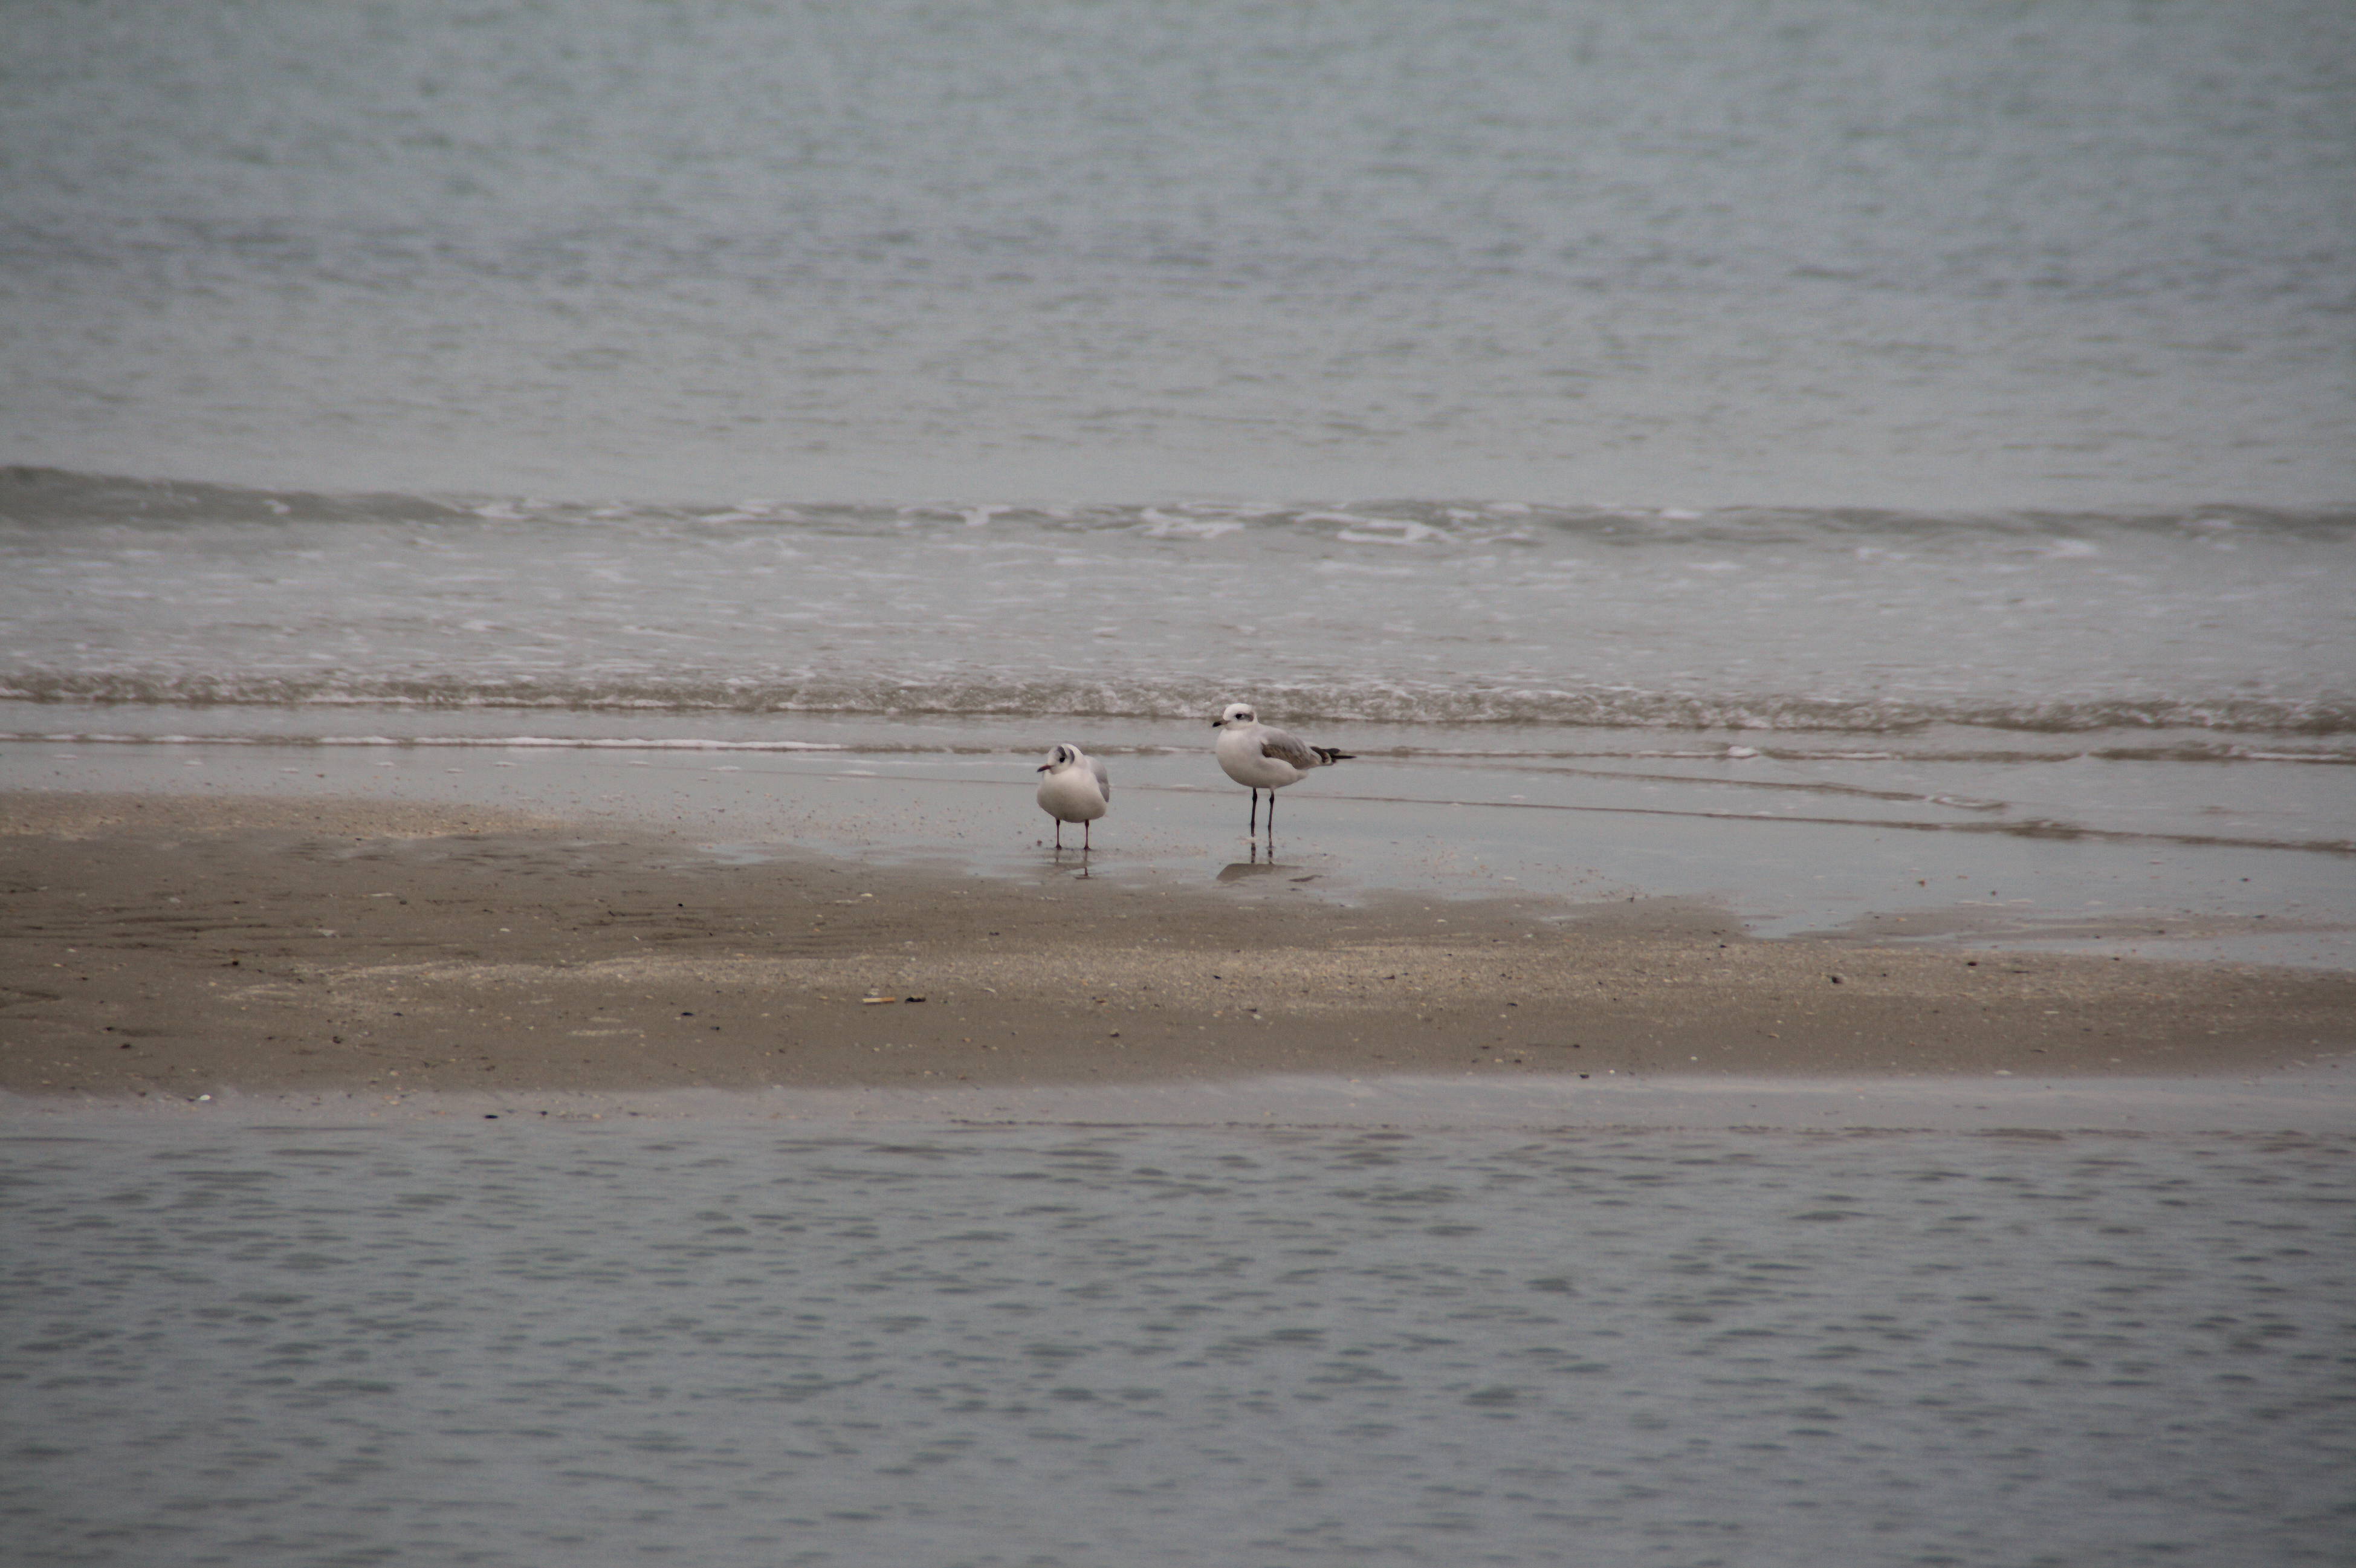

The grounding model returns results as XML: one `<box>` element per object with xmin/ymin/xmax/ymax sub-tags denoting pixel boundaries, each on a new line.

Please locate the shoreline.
<box><xmin>16</xmin><ymin>1074</ymin><xmax>2356</xmax><ymax>1135</ymax></box>
<box><xmin>5</xmin><ymin>791</ymin><xmax>2351</xmax><ymax>1108</ymax></box>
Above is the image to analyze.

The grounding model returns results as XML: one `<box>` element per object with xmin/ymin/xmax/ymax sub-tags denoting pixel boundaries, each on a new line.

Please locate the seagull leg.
<box><xmin>1248</xmin><ymin>789</ymin><xmax>1258</xmax><ymax>836</ymax></box>
<box><xmin>1267</xmin><ymin>791</ymin><xmax>1276</xmax><ymax>838</ymax></box>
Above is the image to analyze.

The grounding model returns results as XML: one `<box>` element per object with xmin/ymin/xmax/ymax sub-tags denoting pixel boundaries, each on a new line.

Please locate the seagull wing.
<box><xmin>1090</xmin><ymin>755</ymin><xmax>1111</xmax><ymax>801</ymax></box>
<box><xmin>1257</xmin><ymin>725</ymin><xmax>1325</xmax><ymax>770</ymax></box>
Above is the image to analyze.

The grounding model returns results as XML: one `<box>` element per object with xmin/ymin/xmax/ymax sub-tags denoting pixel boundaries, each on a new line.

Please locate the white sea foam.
<box><xmin>5</xmin><ymin>478</ymin><xmax>2344</xmax><ymax>737</ymax></box>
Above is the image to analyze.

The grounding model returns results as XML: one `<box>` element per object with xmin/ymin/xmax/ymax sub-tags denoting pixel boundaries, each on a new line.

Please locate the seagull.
<box><xmin>1035</xmin><ymin>743</ymin><xmax>1110</xmax><ymax>850</ymax></box>
<box><xmin>1211</xmin><ymin>702</ymin><xmax>1353</xmax><ymax>836</ymax></box>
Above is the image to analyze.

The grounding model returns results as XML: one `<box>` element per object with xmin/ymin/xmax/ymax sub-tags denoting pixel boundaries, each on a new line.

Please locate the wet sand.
<box><xmin>5</xmin><ymin>791</ymin><xmax>2351</xmax><ymax>1102</ymax></box>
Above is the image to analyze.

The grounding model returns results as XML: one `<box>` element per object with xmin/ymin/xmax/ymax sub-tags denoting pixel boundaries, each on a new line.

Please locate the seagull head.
<box><xmin>1038</xmin><ymin>743</ymin><xmax>1078</xmax><ymax>773</ymax></box>
<box><xmin>1212</xmin><ymin>702</ymin><xmax>1256</xmax><ymax>728</ymax></box>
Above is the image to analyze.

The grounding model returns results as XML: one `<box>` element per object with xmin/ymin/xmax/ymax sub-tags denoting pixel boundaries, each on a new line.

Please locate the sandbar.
<box><xmin>5</xmin><ymin>792</ymin><xmax>2351</xmax><ymax>1110</ymax></box>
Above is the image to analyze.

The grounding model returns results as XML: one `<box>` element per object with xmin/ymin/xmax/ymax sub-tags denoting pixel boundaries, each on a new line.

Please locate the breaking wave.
<box><xmin>4</xmin><ymin>669</ymin><xmax>2350</xmax><ymax>737</ymax></box>
<box><xmin>6</xmin><ymin>466</ymin><xmax>2352</xmax><ymax>543</ymax></box>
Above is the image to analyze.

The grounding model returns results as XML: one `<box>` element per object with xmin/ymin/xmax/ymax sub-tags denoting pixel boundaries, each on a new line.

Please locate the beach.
<box><xmin>5</xmin><ymin>5</ymin><xmax>2354</xmax><ymax>1561</ymax></box>
<box><xmin>9</xmin><ymin>788</ymin><xmax>2350</xmax><ymax>1108</ymax></box>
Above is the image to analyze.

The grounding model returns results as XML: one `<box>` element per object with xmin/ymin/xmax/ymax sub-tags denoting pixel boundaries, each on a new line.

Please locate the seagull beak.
<box><xmin>1036</xmin><ymin>763</ymin><xmax>1050</xmax><ymax>773</ymax></box>
<box><xmin>1209</xmin><ymin>718</ymin><xmax>1222</xmax><ymax>727</ymax></box>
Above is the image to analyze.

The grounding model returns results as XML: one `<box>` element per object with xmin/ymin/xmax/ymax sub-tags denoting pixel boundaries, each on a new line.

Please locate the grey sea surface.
<box><xmin>4</xmin><ymin>0</ymin><xmax>2351</xmax><ymax>507</ymax></box>
<box><xmin>5</xmin><ymin>1103</ymin><xmax>2354</xmax><ymax>1567</ymax></box>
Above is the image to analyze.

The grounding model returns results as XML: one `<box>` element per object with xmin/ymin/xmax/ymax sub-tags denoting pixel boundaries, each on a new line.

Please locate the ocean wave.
<box><xmin>8</xmin><ymin>732</ymin><xmax>2351</xmax><ymax>773</ymax></box>
<box><xmin>7</xmin><ymin>465</ymin><xmax>2352</xmax><ymax>543</ymax></box>
<box><xmin>4</xmin><ymin>670</ymin><xmax>2349</xmax><ymax>737</ymax></box>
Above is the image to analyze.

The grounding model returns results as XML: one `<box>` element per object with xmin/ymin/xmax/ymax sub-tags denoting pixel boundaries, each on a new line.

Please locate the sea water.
<box><xmin>2</xmin><ymin>0</ymin><xmax>2351</xmax><ymax>508</ymax></box>
<box><xmin>4</xmin><ymin>1113</ymin><xmax>2353</xmax><ymax>1567</ymax></box>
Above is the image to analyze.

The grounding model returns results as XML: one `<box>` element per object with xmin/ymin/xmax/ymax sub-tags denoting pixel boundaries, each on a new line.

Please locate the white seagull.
<box><xmin>1210</xmin><ymin>702</ymin><xmax>1353</xmax><ymax>836</ymax></box>
<box><xmin>1035</xmin><ymin>743</ymin><xmax>1111</xmax><ymax>850</ymax></box>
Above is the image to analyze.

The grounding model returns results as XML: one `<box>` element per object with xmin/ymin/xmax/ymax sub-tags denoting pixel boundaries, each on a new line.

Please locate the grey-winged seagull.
<box><xmin>1210</xmin><ymin>702</ymin><xmax>1353</xmax><ymax>836</ymax></box>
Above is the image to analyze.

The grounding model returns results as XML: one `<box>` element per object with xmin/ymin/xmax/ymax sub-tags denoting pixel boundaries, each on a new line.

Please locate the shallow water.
<box><xmin>4</xmin><ymin>1113</ymin><xmax>2352</xmax><ymax>1566</ymax></box>
<box><xmin>8</xmin><ymin>711</ymin><xmax>2352</xmax><ymax>970</ymax></box>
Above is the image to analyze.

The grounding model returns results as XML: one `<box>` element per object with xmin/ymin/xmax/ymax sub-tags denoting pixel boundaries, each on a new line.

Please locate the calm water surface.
<box><xmin>4</xmin><ymin>0</ymin><xmax>2351</xmax><ymax>505</ymax></box>
<box><xmin>5</xmin><ymin>1115</ymin><xmax>2352</xmax><ymax>1566</ymax></box>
